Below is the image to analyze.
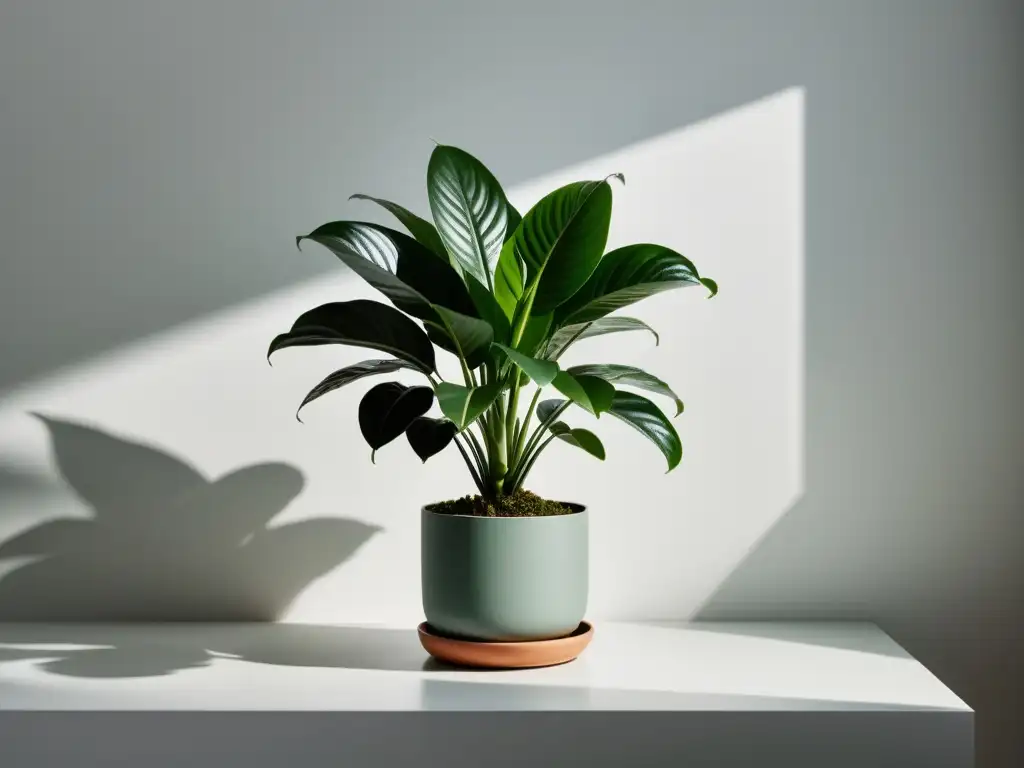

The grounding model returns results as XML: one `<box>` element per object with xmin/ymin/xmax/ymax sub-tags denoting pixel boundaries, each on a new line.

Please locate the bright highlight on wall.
<box><xmin>0</xmin><ymin>88</ymin><xmax>803</xmax><ymax>624</ymax></box>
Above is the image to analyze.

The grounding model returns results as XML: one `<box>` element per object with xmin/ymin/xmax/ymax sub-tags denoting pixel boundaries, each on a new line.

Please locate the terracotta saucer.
<box><xmin>418</xmin><ymin>621</ymin><xmax>594</xmax><ymax>669</ymax></box>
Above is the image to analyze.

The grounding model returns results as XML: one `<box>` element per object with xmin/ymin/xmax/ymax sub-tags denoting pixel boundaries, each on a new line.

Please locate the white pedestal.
<box><xmin>0</xmin><ymin>621</ymin><xmax>971</xmax><ymax>767</ymax></box>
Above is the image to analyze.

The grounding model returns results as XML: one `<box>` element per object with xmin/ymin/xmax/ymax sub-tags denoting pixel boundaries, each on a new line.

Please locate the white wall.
<box><xmin>0</xmin><ymin>91</ymin><xmax>803</xmax><ymax>626</ymax></box>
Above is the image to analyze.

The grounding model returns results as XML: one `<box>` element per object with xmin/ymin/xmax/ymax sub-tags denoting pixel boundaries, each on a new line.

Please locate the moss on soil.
<box><xmin>429</xmin><ymin>489</ymin><xmax>575</xmax><ymax>518</ymax></box>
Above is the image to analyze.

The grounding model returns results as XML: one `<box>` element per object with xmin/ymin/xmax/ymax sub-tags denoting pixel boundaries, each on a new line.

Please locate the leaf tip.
<box><xmin>700</xmin><ymin>277</ymin><xmax>719</xmax><ymax>298</ymax></box>
<box><xmin>295</xmin><ymin>235</ymin><xmax>304</xmax><ymax>251</ymax></box>
<box><xmin>370</xmin><ymin>450</ymin><xmax>377</xmax><ymax>465</ymax></box>
<box><xmin>606</xmin><ymin>172</ymin><xmax>625</xmax><ymax>186</ymax></box>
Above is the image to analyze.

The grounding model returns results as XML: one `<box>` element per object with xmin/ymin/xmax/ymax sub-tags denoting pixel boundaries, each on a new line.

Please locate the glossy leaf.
<box><xmin>505</xmin><ymin>202</ymin><xmax>522</xmax><ymax>242</ymax></box>
<box><xmin>406</xmin><ymin>416</ymin><xmax>458</xmax><ymax>462</ymax></box>
<box><xmin>544</xmin><ymin>317</ymin><xmax>659</xmax><ymax>359</ymax></box>
<box><xmin>537</xmin><ymin>398</ymin><xmax>565</xmax><ymax>424</ymax></box>
<box><xmin>493</xmin><ymin>237</ymin><xmax>524</xmax><ymax>320</ymax></box>
<box><xmin>607</xmin><ymin>390</ymin><xmax>682</xmax><ymax>471</ymax></box>
<box><xmin>517</xmin><ymin>312</ymin><xmax>553</xmax><ymax>357</ymax></box>
<box><xmin>551</xmin><ymin>371</ymin><xmax>615</xmax><ymax>416</ymax></box>
<box><xmin>436</xmin><ymin>382</ymin><xmax>502</xmax><ymax>430</ymax></box>
<box><xmin>297</xmin><ymin>221</ymin><xmax>476</xmax><ymax>320</ymax></box>
<box><xmin>358</xmin><ymin>382</ymin><xmax>434</xmax><ymax>461</ymax></box>
<box><xmin>494</xmin><ymin>344</ymin><xmax>559</xmax><ymax>386</ymax></box>
<box><xmin>349</xmin><ymin>194</ymin><xmax>447</xmax><ymax>258</ymax></box>
<box><xmin>556</xmin><ymin>244</ymin><xmax>716</xmax><ymax>325</ymax></box>
<box><xmin>268</xmin><ymin>300</ymin><xmax>436</xmax><ymax>373</ymax></box>
<box><xmin>549</xmin><ymin>422</ymin><xmax>606</xmax><ymax>460</ymax></box>
<box><xmin>512</xmin><ymin>179</ymin><xmax>614</xmax><ymax>314</ymax></box>
<box><xmin>425</xmin><ymin>306</ymin><xmax>494</xmax><ymax>370</ymax></box>
<box><xmin>296</xmin><ymin>358</ymin><xmax>419</xmax><ymax>421</ymax></box>
<box><xmin>427</xmin><ymin>145</ymin><xmax>510</xmax><ymax>287</ymax></box>
<box><xmin>465</xmin><ymin>273</ymin><xmax>511</xmax><ymax>345</ymax></box>
<box><xmin>567</xmin><ymin>363</ymin><xmax>683</xmax><ymax>416</ymax></box>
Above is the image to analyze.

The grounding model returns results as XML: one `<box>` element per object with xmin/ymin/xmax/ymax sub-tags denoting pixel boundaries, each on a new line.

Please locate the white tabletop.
<box><xmin>0</xmin><ymin>621</ymin><xmax>969</xmax><ymax>713</ymax></box>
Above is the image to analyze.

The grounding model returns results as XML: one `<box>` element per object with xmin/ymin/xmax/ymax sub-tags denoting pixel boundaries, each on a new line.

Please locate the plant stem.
<box><xmin>509</xmin><ymin>434</ymin><xmax>557</xmax><ymax>493</ymax></box>
<box><xmin>504</xmin><ymin>372</ymin><xmax>522</xmax><ymax>460</ymax></box>
<box><xmin>506</xmin><ymin>400</ymin><xmax>571</xmax><ymax>490</ymax></box>
<box><xmin>512</xmin><ymin>387</ymin><xmax>542</xmax><ymax>466</ymax></box>
<box><xmin>453</xmin><ymin>435</ymin><xmax>486</xmax><ymax>495</ymax></box>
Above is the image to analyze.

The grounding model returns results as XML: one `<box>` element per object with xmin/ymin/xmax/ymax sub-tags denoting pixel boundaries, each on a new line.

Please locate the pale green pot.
<box><xmin>421</xmin><ymin>504</ymin><xmax>588</xmax><ymax>642</ymax></box>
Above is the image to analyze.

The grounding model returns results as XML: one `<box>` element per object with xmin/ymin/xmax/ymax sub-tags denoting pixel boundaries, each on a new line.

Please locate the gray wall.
<box><xmin>1</xmin><ymin>1</ymin><xmax>1021</xmax><ymax>765</ymax></box>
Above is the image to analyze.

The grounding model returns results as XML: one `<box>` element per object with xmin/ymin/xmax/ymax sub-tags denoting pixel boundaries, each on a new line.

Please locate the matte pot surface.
<box><xmin>421</xmin><ymin>504</ymin><xmax>588</xmax><ymax>642</ymax></box>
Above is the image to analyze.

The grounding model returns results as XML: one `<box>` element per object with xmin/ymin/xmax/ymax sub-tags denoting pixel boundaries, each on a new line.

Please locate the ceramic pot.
<box><xmin>421</xmin><ymin>504</ymin><xmax>588</xmax><ymax>642</ymax></box>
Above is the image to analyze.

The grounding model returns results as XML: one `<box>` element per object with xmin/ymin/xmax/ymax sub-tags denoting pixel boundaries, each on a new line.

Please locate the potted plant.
<box><xmin>269</xmin><ymin>145</ymin><xmax>716</xmax><ymax>666</ymax></box>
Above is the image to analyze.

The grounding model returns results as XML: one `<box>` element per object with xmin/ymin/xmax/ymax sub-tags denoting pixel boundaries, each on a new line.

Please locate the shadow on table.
<box><xmin>0</xmin><ymin>414</ymin><xmax>381</xmax><ymax>623</ymax></box>
<box><xmin>662</xmin><ymin>621</ymin><xmax>912</xmax><ymax>659</ymax></box>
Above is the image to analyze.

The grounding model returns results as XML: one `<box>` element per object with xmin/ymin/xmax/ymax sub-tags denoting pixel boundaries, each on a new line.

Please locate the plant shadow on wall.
<box><xmin>0</xmin><ymin>414</ymin><xmax>382</xmax><ymax>622</ymax></box>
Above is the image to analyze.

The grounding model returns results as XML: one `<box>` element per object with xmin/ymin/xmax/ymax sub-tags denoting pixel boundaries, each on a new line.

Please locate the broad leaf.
<box><xmin>505</xmin><ymin>203</ymin><xmax>522</xmax><ymax>242</ymax></box>
<box><xmin>358</xmin><ymin>382</ymin><xmax>434</xmax><ymax>461</ymax></box>
<box><xmin>493</xmin><ymin>237</ymin><xmax>524</xmax><ymax>321</ymax></box>
<box><xmin>425</xmin><ymin>306</ymin><xmax>494</xmax><ymax>370</ymax></box>
<box><xmin>607</xmin><ymin>390</ymin><xmax>682</xmax><ymax>471</ymax></box>
<box><xmin>436</xmin><ymin>382</ymin><xmax>502</xmax><ymax>430</ymax></box>
<box><xmin>349</xmin><ymin>194</ymin><xmax>447</xmax><ymax>258</ymax></box>
<box><xmin>427</xmin><ymin>145</ymin><xmax>510</xmax><ymax>287</ymax></box>
<box><xmin>298</xmin><ymin>221</ymin><xmax>474</xmax><ymax>320</ymax></box>
<box><xmin>517</xmin><ymin>312</ymin><xmax>553</xmax><ymax>357</ymax></box>
<box><xmin>296</xmin><ymin>358</ymin><xmax>419</xmax><ymax>421</ymax></box>
<box><xmin>512</xmin><ymin>179</ymin><xmax>614</xmax><ymax>314</ymax></box>
<box><xmin>568</xmin><ymin>364</ymin><xmax>683</xmax><ymax>416</ymax></box>
<box><xmin>544</xmin><ymin>317</ymin><xmax>659</xmax><ymax>359</ymax></box>
<box><xmin>494</xmin><ymin>344</ymin><xmax>559</xmax><ymax>386</ymax></box>
<box><xmin>465</xmin><ymin>273</ymin><xmax>511</xmax><ymax>345</ymax></box>
<box><xmin>298</xmin><ymin>221</ymin><xmax>493</xmax><ymax>368</ymax></box>
<box><xmin>406</xmin><ymin>416</ymin><xmax>458</xmax><ymax>462</ymax></box>
<box><xmin>549</xmin><ymin>423</ymin><xmax>606</xmax><ymax>460</ymax></box>
<box><xmin>268</xmin><ymin>300</ymin><xmax>436</xmax><ymax>373</ymax></box>
<box><xmin>551</xmin><ymin>371</ymin><xmax>615</xmax><ymax>416</ymax></box>
<box><xmin>556</xmin><ymin>243</ymin><xmax>716</xmax><ymax>325</ymax></box>
<box><xmin>537</xmin><ymin>398</ymin><xmax>565</xmax><ymax>424</ymax></box>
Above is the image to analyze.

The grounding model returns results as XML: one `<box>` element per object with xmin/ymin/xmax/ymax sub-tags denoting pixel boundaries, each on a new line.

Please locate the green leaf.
<box><xmin>549</xmin><ymin>423</ymin><xmax>606</xmax><ymax>460</ymax></box>
<box><xmin>537</xmin><ymin>398</ymin><xmax>565</xmax><ymax>424</ymax></box>
<box><xmin>406</xmin><ymin>416</ymin><xmax>458</xmax><ymax>462</ymax></box>
<box><xmin>551</xmin><ymin>371</ymin><xmax>615</xmax><ymax>416</ymax></box>
<box><xmin>544</xmin><ymin>316</ymin><xmax>659</xmax><ymax>359</ymax></box>
<box><xmin>297</xmin><ymin>221</ymin><xmax>475</xmax><ymax>320</ymax></box>
<box><xmin>427</xmin><ymin>145</ymin><xmax>510</xmax><ymax>287</ymax></box>
<box><xmin>358</xmin><ymin>382</ymin><xmax>434</xmax><ymax>461</ymax></box>
<box><xmin>425</xmin><ymin>306</ymin><xmax>494</xmax><ymax>370</ymax></box>
<box><xmin>567</xmin><ymin>364</ymin><xmax>683</xmax><ymax>416</ymax></box>
<box><xmin>513</xmin><ymin>179</ymin><xmax>614</xmax><ymax>314</ymax></box>
<box><xmin>493</xmin><ymin>237</ymin><xmax>524</xmax><ymax>321</ymax></box>
<box><xmin>268</xmin><ymin>300</ymin><xmax>436</xmax><ymax>374</ymax></box>
<box><xmin>505</xmin><ymin>203</ymin><xmax>522</xmax><ymax>241</ymax></box>
<box><xmin>349</xmin><ymin>194</ymin><xmax>447</xmax><ymax>259</ymax></box>
<box><xmin>607</xmin><ymin>390</ymin><xmax>682</xmax><ymax>471</ymax></box>
<box><xmin>295</xmin><ymin>358</ymin><xmax>419</xmax><ymax>421</ymax></box>
<box><xmin>465</xmin><ymin>272</ymin><xmax>511</xmax><ymax>345</ymax></box>
<box><xmin>494</xmin><ymin>344</ymin><xmax>559</xmax><ymax>386</ymax></box>
<box><xmin>517</xmin><ymin>312</ymin><xmax>553</xmax><ymax>357</ymax></box>
<box><xmin>556</xmin><ymin>243</ymin><xmax>715</xmax><ymax>325</ymax></box>
<box><xmin>435</xmin><ymin>382</ymin><xmax>502</xmax><ymax>430</ymax></box>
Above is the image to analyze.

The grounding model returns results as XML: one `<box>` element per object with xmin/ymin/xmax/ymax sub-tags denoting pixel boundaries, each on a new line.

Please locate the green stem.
<box><xmin>507</xmin><ymin>400</ymin><xmax>571</xmax><ymax>490</ymax></box>
<box><xmin>453</xmin><ymin>435</ymin><xmax>485</xmax><ymax>494</ymax></box>
<box><xmin>512</xmin><ymin>387</ymin><xmax>542</xmax><ymax>466</ymax></box>
<box><xmin>509</xmin><ymin>434</ymin><xmax>557</xmax><ymax>493</ymax></box>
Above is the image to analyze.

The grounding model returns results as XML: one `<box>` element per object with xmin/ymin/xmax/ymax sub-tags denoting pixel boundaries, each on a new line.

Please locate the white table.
<box><xmin>0</xmin><ymin>621</ymin><xmax>972</xmax><ymax>767</ymax></box>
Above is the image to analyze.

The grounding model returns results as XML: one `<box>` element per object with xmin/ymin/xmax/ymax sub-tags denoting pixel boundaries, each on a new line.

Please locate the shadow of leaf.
<box><xmin>0</xmin><ymin>414</ymin><xmax>382</xmax><ymax>621</ymax></box>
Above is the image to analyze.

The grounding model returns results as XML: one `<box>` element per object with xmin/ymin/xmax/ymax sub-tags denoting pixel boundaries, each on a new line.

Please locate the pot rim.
<box><xmin>422</xmin><ymin>501</ymin><xmax>586</xmax><ymax>518</ymax></box>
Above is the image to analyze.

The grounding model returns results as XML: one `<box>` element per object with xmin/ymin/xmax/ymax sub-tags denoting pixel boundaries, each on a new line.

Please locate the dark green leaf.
<box><xmin>551</xmin><ymin>371</ymin><xmax>615</xmax><ymax>416</ymax></box>
<box><xmin>517</xmin><ymin>312</ymin><xmax>553</xmax><ymax>357</ymax></box>
<box><xmin>406</xmin><ymin>416</ymin><xmax>458</xmax><ymax>462</ymax></box>
<box><xmin>700</xmin><ymin>277</ymin><xmax>719</xmax><ymax>296</ymax></box>
<box><xmin>296</xmin><ymin>358</ymin><xmax>419</xmax><ymax>421</ymax></box>
<box><xmin>358</xmin><ymin>382</ymin><xmax>434</xmax><ymax>461</ymax></box>
<box><xmin>494</xmin><ymin>344</ymin><xmax>559</xmax><ymax>386</ymax></box>
<box><xmin>425</xmin><ymin>306</ymin><xmax>494</xmax><ymax>370</ymax></box>
<box><xmin>556</xmin><ymin>243</ymin><xmax>715</xmax><ymax>325</ymax></box>
<box><xmin>465</xmin><ymin>272</ymin><xmax>511</xmax><ymax>345</ymax></box>
<box><xmin>607</xmin><ymin>390</ymin><xmax>682</xmax><ymax>471</ymax></box>
<box><xmin>427</xmin><ymin>145</ymin><xmax>510</xmax><ymax>287</ymax></box>
<box><xmin>436</xmin><ymin>382</ymin><xmax>502</xmax><ymax>430</ymax></box>
<box><xmin>349</xmin><ymin>194</ymin><xmax>447</xmax><ymax>258</ymax></box>
<box><xmin>549</xmin><ymin>422</ymin><xmax>606</xmax><ymax>460</ymax></box>
<box><xmin>567</xmin><ymin>363</ymin><xmax>683</xmax><ymax>416</ymax></box>
<box><xmin>297</xmin><ymin>221</ymin><xmax>475</xmax><ymax>320</ymax></box>
<box><xmin>268</xmin><ymin>300</ymin><xmax>436</xmax><ymax>374</ymax></box>
<box><xmin>544</xmin><ymin>316</ymin><xmax>659</xmax><ymax>359</ymax></box>
<box><xmin>537</xmin><ymin>398</ymin><xmax>565</xmax><ymax>424</ymax></box>
<box><xmin>512</xmin><ymin>179</ymin><xmax>614</xmax><ymax>314</ymax></box>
